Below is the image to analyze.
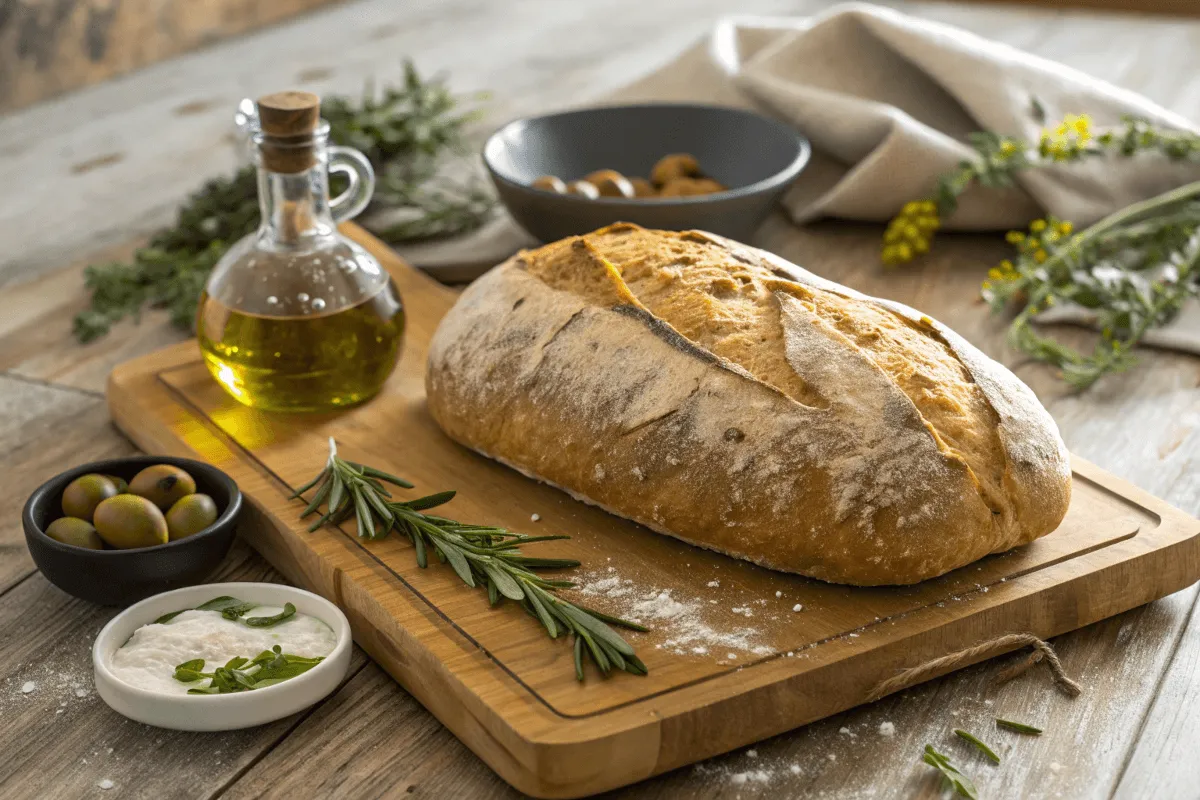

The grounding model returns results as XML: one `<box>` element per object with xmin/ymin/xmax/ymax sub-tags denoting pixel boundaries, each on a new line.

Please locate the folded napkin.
<box><xmin>397</xmin><ymin>3</ymin><xmax>1200</xmax><ymax>353</ymax></box>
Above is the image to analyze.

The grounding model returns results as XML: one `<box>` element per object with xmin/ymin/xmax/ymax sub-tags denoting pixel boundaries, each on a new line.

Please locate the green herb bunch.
<box><xmin>74</xmin><ymin>61</ymin><xmax>493</xmax><ymax>343</ymax></box>
<box><xmin>884</xmin><ymin>105</ymin><xmax>1200</xmax><ymax>389</ymax></box>
<box><xmin>174</xmin><ymin>645</ymin><xmax>323</xmax><ymax>694</ymax></box>
<box><xmin>293</xmin><ymin>438</ymin><xmax>648</xmax><ymax>681</ymax></box>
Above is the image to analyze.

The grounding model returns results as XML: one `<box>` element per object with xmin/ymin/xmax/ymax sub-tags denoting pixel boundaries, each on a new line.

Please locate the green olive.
<box><xmin>129</xmin><ymin>465</ymin><xmax>196</xmax><ymax>511</ymax></box>
<box><xmin>45</xmin><ymin>517</ymin><xmax>105</xmax><ymax>550</ymax></box>
<box><xmin>61</xmin><ymin>474</ymin><xmax>119</xmax><ymax>521</ymax></box>
<box><xmin>93</xmin><ymin>495</ymin><xmax>169</xmax><ymax>549</ymax></box>
<box><xmin>165</xmin><ymin>494</ymin><xmax>219</xmax><ymax>540</ymax></box>
<box><xmin>104</xmin><ymin>474</ymin><xmax>129</xmax><ymax>493</ymax></box>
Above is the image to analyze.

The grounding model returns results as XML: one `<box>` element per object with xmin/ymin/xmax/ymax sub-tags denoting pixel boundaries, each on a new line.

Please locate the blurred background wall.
<box><xmin>0</xmin><ymin>0</ymin><xmax>345</xmax><ymax>112</ymax></box>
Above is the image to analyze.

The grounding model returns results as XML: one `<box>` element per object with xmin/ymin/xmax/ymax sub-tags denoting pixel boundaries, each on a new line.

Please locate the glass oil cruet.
<box><xmin>197</xmin><ymin>90</ymin><xmax>405</xmax><ymax>412</ymax></box>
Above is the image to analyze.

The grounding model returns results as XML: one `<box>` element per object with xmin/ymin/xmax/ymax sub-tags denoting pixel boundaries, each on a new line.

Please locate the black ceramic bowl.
<box><xmin>23</xmin><ymin>455</ymin><xmax>242</xmax><ymax>607</ymax></box>
<box><xmin>483</xmin><ymin>103</ymin><xmax>811</xmax><ymax>243</ymax></box>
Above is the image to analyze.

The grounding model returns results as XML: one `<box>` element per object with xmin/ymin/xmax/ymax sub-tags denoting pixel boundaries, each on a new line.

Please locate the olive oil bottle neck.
<box><xmin>256</xmin><ymin>153</ymin><xmax>338</xmax><ymax>246</ymax></box>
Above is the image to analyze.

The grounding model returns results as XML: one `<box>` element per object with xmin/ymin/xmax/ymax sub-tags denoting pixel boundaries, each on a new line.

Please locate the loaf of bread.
<box><xmin>426</xmin><ymin>224</ymin><xmax>1071</xmax><ymax>586</ymax></box>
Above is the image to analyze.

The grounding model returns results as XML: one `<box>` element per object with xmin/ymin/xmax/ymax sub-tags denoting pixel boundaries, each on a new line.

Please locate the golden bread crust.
<box><xmin>426</xmin><ymin>224</ymin><xmax>1071</xmax><ymax>585</ymax></box>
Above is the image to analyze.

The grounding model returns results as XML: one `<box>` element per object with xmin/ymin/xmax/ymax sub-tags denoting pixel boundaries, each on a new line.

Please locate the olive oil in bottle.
<box><xmin>199</xmin><ymin>90</ymin><xmax>404</xmax><ymax>412</ymax></box>
<box><xmin>197</xmin><ymin>281</ymin><xmax>404</xmax><ymax>411</ymax></box>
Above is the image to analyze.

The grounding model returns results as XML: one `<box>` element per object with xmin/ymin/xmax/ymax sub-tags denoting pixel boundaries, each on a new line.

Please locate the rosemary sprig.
<box><xmin>922</xmin><ymin>744</ymin><xmax>979</xmax><ymax>800</ymax></box>
<box><xmin>954</xmin><ymin>729</ymin><xmax>1001</xmax><ymax>764</ymax></box>
<box><xmin>996</xmin><ymin>718</ymin><xmax>1043</xmax><ymax>735</ymax></box>
<box><xmin>292</xmin><ymin>438</ymin><xmax>648</xmax><ymax>681</ymax></box>
<box><xmin>74</xmin><ymin>61</ymin><xmax>493</xmax><ymax>343</ymax></box>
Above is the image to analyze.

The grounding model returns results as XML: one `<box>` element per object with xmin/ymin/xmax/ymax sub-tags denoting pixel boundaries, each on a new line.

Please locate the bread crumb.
<box><xmin>98</xmin><ymin>780</ymin><xmax>114</xmax><ymax>790</ymax></box>
<box><xmin>878</xmin><ymin>721</ymin><xmax>896</xmax><ymax>736</ymax></box>
<box><xmin>792</xmin><ymin>604</ymin><xmax>803</xmax><ymax>612</ymax></box>
<box><xmin>790</xmin><ymin>764</ymin><xmax>802</xmax><ymax>775</ymax></box>
<box><xmin>727</xmin><ymin>653</ymin><xmax>737</xmax><ymax>660</ymax></box>
<box><xmin>775</xmin><ymin>590</ymin><xmax>782</xmax><ymax>598</ymax></box>
<box><xmin>20</xmin><ymin>682</ymin><xmax>35</xmax><ymax>694</ymax></box>
<box><xmin>827</xmin><ymin>753</ymin><xmax>837</xmax><ymax>762</ymax></box>
<box><xmin>707</xmin><ymin>580</ymin><xmax>720</xmax><ymax>588</ymax></box>
<box><xmin>746</xmin><ymin>749</ymin><xmax>758</xmax><ymax>758</ymax></box>
<box><xmin>1049</xmin><ymin>762</ymin><xmax>1063</xmax><ymax>773</ymax></box>
<box><xmin>530</xmin><ymin>513</ymin><xmax>541</xmax><ymax>522</ymax></box>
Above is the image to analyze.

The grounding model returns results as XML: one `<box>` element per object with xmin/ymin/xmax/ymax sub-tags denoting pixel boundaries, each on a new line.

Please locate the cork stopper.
<box><xmin>256</xmin><ymin>91</ymin><xmax>320</xmax><ymax>173</ymax></box>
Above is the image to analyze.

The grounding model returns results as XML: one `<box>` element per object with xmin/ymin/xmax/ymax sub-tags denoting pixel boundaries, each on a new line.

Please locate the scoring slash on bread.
<box><xmin>426</xmin><ymin>224</ymin><xmax>1071</xmax><ymax>586</ymax></box>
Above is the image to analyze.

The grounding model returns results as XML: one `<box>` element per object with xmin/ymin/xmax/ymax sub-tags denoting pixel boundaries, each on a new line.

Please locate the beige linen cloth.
<box><xmin>392</xmin><ymin>2</ymin><xmax>1200</xmax><ymax>352</ymax></box>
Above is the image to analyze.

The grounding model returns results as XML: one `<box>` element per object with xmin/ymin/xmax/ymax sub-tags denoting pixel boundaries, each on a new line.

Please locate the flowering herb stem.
<box><xmin>885</xmin><ymin>107</ymin><xmax>1200</xmax><ymax>388</ymax></box>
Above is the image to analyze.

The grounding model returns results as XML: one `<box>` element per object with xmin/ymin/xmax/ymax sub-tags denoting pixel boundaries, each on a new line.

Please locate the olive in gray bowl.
<box><xmin>483</xmin><ymin>103</ymin><xmax>811</xmax><ymax>243</ymax></box>
<box><xmin>23</xmin><ymin>455</ymin><xmax>242</xmax><ymax>606</ymax></box>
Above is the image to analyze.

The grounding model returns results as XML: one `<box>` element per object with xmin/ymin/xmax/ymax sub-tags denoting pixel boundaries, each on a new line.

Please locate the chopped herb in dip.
<box><xmin>110</xmin><ymin>596</ymin><xmax>335</xmax><ymax>695</ymax></box>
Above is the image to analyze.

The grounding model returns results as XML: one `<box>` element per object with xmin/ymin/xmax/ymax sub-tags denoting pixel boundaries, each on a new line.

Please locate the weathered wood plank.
<box><xmin>0</xmin><ymin>0</ymin><xmax>346</xmax><ymax>112</ymax></box>
<box><xmin>0</xmin><ymin>240</ymin><xmax>189</xmax><ymax>393</ymax></box>
<box><xmin>956</xmin><ymin>0</ymin><xmax>1200</xmax><ymax>17</ymax></box>
<box><xmin>0</xmin><ymin>539</ymin><xmax>371</xmax><ymax>800</ymax></box>
<box><xmin>221</xmin><ymin>663</ymin><xmax>514</xmax><ymax>800</ymax></box>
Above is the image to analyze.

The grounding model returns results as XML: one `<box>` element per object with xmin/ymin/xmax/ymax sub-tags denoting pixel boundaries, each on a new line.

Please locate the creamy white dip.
<box><xmin>110</xmin><ymin>606</ymin><xmax>337</xmax><ymax>695</ymax></box>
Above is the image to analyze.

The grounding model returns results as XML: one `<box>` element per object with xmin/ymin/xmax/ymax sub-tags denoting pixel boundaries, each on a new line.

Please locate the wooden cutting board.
<box><xmin>107</xmin><ymin>223</ymin><xmax>1200</xmax><ymax>799</ymax></box>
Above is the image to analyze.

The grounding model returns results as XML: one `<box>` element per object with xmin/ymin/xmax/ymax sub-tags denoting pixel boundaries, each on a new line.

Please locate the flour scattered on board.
<box><xmin>576</xmin><ymin>569</ymin><xmax>772</xmax><ymax>657</ymax></box>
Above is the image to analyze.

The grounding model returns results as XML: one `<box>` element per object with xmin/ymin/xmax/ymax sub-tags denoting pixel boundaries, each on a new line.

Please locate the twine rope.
<box><xmin>866</xmin><ymin>633</ymin><xmax>1083</xmax><ymax>702</ymax></box>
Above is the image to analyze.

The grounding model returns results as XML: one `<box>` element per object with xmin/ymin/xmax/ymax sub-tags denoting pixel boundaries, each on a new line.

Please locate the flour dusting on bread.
<box><xmin>426</xmin><ymin>224</ymin><xmax>1071</xmax><ymax>585</ymax></box>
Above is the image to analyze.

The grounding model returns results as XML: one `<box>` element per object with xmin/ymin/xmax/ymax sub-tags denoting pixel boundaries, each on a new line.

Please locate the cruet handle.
<box><xmin>328</xmin><ymin>146</ymin><xmax>375</xmax><ymax>223</ymax></box>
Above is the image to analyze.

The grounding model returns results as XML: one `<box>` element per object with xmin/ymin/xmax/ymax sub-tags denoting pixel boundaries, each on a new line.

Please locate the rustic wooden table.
<box><xmin>2</xmin><ymin>1</ymin><xmax>1199</xmax><ymax>798</ymax></box>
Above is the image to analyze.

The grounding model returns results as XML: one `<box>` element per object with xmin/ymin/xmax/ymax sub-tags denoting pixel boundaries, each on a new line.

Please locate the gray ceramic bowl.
<box><xmin>23</xmin><ymin>455</ymin><xmax>241</xmax><ymax>606</ymax></box>
<box><xmin>483</xmin><ymin>103</ymin><xmax>811</xmax><ymax>243</ymax></box>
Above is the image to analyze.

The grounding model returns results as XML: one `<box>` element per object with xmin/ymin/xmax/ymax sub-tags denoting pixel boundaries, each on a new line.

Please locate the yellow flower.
<box><xmin>880</xmin><ymin>197</ymin><xmax>941</xmax><ymax>265</ymax></box>
<box><xmin>1006</xmin><ymin>230</ymin><xmax>1025</xmax><ymax>244</ymax></box>
<box><xmin>1040</xmin><ymin>114</ymin><xmax>1092</xmax><ymax>162</ymax></box>
<box><xmin>1066</xmin><ymin>113</ymin><xmax>1092</xmax><ymax>143</ymax></box>
<box><xmin>999</xmin><ymin>140</ymin><xmax>1019</xmax><ymax>157</ymax></box>
<box><xmin>1030</xmin><ymin>219</ymin><xmax>1047</xmax><ymax>233</ymax></box>
<box><xmin>1034</xmin><ymin>249</ymin><xmax>1048</xmax><ymax>263</ymax></box>
<box><xmin>1058</xmin><ymin>221</ymin><xmax>1073</xmax><ymax>235</ymax></box>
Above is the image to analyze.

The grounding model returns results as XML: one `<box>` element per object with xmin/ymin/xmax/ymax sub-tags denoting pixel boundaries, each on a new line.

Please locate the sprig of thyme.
<box><xmin>292</xmin><ymin>438</ymin><xmax>648</xmax><ymax>681</ymax></box>
<box><xmin>74</xmin><ymin>61</ymin><xmax>494</xmax><ymax>343</ymax></box>
<box><xmin>884</xmin><ymin>107</ymin><xmax>1200</xmax><ymax>388</ymax></box>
